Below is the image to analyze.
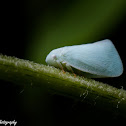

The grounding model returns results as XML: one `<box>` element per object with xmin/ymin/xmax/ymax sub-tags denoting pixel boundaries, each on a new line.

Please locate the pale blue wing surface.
<box><xmin>61</xmin><ymin>39</ymin><xmax>123</xmax><ymax>77</ymax></box>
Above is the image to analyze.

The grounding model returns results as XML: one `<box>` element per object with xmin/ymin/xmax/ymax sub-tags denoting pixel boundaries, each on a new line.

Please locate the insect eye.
<box><xmin>52</xmin><ymin>54</ymin><xmax>57</xmax><ymax>60</ymax></box>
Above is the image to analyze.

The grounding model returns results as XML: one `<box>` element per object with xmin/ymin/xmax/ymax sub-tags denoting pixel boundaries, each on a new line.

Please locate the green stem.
<box><xmin>0</xmin><ymin>54</ymin><xmax>126</xmax><ymax>114</ymax></box>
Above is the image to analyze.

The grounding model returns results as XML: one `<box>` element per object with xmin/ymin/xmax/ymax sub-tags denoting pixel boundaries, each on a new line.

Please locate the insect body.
<box><xmin>45</xmin><ymin>39</ymin><xmax>123</xmax><ymax>78</ymax></box>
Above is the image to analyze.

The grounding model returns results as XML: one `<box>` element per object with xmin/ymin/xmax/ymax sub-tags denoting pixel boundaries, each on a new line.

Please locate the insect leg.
<box><xmin>56</xmin><ymin>60</ymin><xmax>65</xmax><ymax>73</ymax></box>
<box><xmin>65</xmin><ymin>62</ymin><xmax>76</xmax><ymax>77</ymax></box>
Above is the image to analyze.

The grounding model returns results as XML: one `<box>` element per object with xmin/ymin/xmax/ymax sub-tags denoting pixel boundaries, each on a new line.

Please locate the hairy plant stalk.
<box><xmin>0</xmin><ymin>54</ymin><xmax>126</xmax><ymax>115</ymax></box>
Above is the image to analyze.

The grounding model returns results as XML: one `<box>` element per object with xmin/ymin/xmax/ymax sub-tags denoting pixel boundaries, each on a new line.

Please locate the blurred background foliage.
<box><xmin>24</xmin><ymin>0</ymin><xmax>125</xmax><ymax>64</ymax></box>
<box><xmin>0</xmin><ymin>0</ymin><xmax>126</xmax><ymax>125</ymax></box>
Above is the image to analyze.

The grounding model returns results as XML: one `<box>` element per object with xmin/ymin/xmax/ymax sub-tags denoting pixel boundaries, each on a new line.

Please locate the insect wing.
<box><xmin>62</xmin><ymin>40</ymin><xmax>123</xmax><ymax>77</ymax></box>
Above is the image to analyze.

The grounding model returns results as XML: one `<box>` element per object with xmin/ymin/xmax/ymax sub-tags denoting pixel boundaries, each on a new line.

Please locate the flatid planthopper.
<box><xmin>45</xmin><ymin>39</ymin><xmax>123</xmax><ymax>78</ymax></box>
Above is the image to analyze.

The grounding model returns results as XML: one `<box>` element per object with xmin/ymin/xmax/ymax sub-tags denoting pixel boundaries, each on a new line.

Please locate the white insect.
<box><xmin>45</xmin><ymin>39</ymin><xmax>123</xmax><ymax>78</ymax></box>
